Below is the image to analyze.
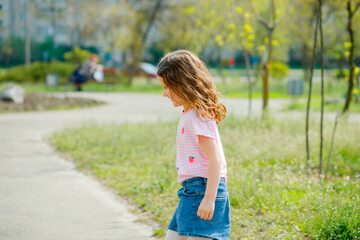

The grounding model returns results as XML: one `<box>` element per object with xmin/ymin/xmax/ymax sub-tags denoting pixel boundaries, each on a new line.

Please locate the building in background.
<box><xmin>1</xmin><ymin>0</ymin><xmax>99</xmax><ymax>46</ymax></box>
<box><xmin>0</xmin><ymin>0</ymin><xmax>11</xmax><ymax>40</ymax></box>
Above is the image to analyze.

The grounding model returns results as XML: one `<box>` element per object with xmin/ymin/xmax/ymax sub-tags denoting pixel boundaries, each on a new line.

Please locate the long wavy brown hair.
<box><xmin>157</xmin><ymin>50</ymin><xmax>226</xmax><ymax>124</ymax></box>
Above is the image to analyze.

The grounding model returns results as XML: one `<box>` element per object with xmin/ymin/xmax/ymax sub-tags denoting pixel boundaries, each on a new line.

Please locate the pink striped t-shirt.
<box><xmin>176</xmin><ymin>109</ymin><xmax>227</xmax><ymax>183</ymax></box>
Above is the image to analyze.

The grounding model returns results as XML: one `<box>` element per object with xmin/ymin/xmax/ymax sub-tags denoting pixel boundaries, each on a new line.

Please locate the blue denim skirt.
<box><xmin>168</xmin><ymin>177</ymin><xmax>231</xmax><ymax>240</ymax></box>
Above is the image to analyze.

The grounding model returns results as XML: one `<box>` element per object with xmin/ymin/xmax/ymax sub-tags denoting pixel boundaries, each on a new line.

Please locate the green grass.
<box><xmin>284</xmin><ymin>97</ymin><xmax>360</xmax><ymax>113</ymax></box>
<box><xmin>2</xmin><ymin>69</ymin><xmax>356</xmax><ymax>102</ymax></box>
<box><xmin>50</xmin><ymin>116</ymin><xmax>360</xmax><ymax>239</ymax></box>
<box><xmin>12</xmin><ymin>78</ymin><xmax>163</xmax><ymax>94</ymax></box>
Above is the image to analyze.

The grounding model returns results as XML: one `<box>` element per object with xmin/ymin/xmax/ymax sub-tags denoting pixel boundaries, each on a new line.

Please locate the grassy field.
<box><xmin>3</xmin><ymin>68</ymin><xmax>357</xmax><ymax>101</ymax></box>
<box><xmin>50</xmin><ymin>116</ymin><xmax>360</xmax><ymax>239</ymax></box>
<box><xmin>284</xmin><ymin>97</ymin><xmax>360</xmax><ymax>113</ymax></box>
<box><xmin>14</xmin><ymin>78</ymin><xmax>163</xmax><ymax>94</ymax></box>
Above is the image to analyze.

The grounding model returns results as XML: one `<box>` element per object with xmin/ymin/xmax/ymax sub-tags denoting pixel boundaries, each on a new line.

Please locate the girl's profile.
<box><xmin>157</xmin><ymin>50</ymin><xmax>230</xmax><ymax>240</ymax></box>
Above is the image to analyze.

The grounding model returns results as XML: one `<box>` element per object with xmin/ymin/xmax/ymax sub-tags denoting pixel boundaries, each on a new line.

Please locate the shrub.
<box><xmin>304</xmin><ymin>183</ymin><xmax>360</xmax><ymax>239</ymax></box>
<box><xmin>0</xmin><ymin>61</ymin><xmax>76</xmax><ymax>84</ymax></box>
<box><xmin>335</xmin><ymin>69</ymin><xmax>348</xmax><ymax>80</ymax></box>
<box><xmin>47</xmin><ymin>61</ymin><xmax>74</xmax><ymax>77</ymax></box>
<box><xmin>270</xmin><ymin>61</ymin><xmax>289</xmax><ymax>80</ymax></box>
<box><xmin>63</xmin><ymin>47</ymin><xmax>92</xmax><ymax>65</ymax></box>
<box><xmin>47</xmin><ymin>61</ymin><xmax>76</xmax><ymax>84</ymax></box>
<box><xmin>316</xmin><ymin>204</ymin><xmax>360</xmax><ymax>239</ymax></box>
<box><xmin>27</xmin><ymin>61</ymin><xmax>47</xmax><ymax>83</ymax></box>
<box><xmin>0</xmin><ymin>65</ymin><xmax>27</xmax><ymax>83</ymax></box>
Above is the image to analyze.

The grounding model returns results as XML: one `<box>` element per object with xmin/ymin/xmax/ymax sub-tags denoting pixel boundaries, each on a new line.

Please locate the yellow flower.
<box><xmin>344</xmin><ymin>42</ymin><xmax>352</xmax><ymax>48</ymax></box>
<box><xmin>215</xmin><ymin>36</ymin><xmax>223</xmax><ymax>41</ymax></box>
<box><xmin>354</xmin><ymin>67</ymin><xmax>359</xmax><ymax>77</ymax></box>
<box><xmin>353</xmin><ymin>88</ymin><xmax>359</xmax><ymax>95</ymax></box>
<box><xmin>259</xmin><ymin>45</ymin><xmax>266</xmax><ymax>51</ymax></box>
<box><xmin>272</xmin><ymin>39</ymin><xmax>279</xmax><ymax>46</ymax></box>
<box><xmin>262</xmin><ymin>210</ymin><xmax>266</xmax><ymax>213</ymax></box>
<box><xmin>244</xmin><ymin>12</ymin><xmax>250</xmax><ymax>18</ymax></box>
<box><xmin>185</xmin><ymin>7</ymin><xmax>194</xmax><ymax>14</ymax></box>
<box><xmin>303</xmin><ymin>208</ymin><xmax>307</xmax><ymax>211</ymax></box>
<box><xmin>279</xmin><ymin>210</ymin><xmax>283</xmax><ymax>214</ymax></box>
<box><xmin>345</xmin><ymin>51</ymin><xmax>350</xmax><ymax>57</ymax></box>
<box><xmin>290</xmin><ymin>221</ymin><xmax>294</xmax><ymax>225</ymax></box>
<box><xmin>244</xmin><ymin>24</ymin><xmax>253</xmax><ymax>33</ymax></box>
<box><xmin>236</xmin><ymin>6</ymin><xmax>243</xmax><ymax>14</ymax></box>
<box><xmin>228</xmin><ymin>33</ymin><xmax>235</xmax><ymax>42</ymax></box>
<box><xmin>246</xmin><ymin>42</ymin><xmax>255</xmax><ymax>49</ymax></box>
<box><xmin>215</xmin><ymin>36</ymin><xmax>224</xmax><ymax>47</ymax></box>
<box><xmin>247</xmin><ymin>34</ymin><xmax>255</xmax><ymax>41</ymax></box>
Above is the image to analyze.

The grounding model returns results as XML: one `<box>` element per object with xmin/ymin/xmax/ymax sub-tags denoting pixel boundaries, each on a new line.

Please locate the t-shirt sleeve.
<box><xmin>187</xmin><ymin>113</ymin><xmax>217</xmax><ymax>140</ymax></box>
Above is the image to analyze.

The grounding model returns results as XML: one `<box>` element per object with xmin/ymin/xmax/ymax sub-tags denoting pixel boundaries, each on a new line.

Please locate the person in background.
<box><xmin>71</xmin><ymin>54</ymin><xmax>99</xmax><ymax>91</ymax></box>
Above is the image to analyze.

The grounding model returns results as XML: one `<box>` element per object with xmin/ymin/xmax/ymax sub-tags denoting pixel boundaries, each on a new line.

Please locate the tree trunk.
<box><xmin>261</xmin><ymin>63</ymin><xmax>269</xmax><ymax>111</ymax></box>
<box><xmin>127</xmin><ymin>0</ymin><xmax>164</xmax><ymax>86</ymax></box>
<box><xmin>343</xmin><ymin>0</ymin><xmax>356</xmax><ymax>113</ymax></box>
<box><xmin>141</xmin><ymin>0</ymin><xmax>164</xmax><ymax>43</ymax></box>
<box><xmin>325</xmin><ymin>113</ymin><xmax>340</xmax><ymax>180</ymax></box>
<box><xmin>242</xmin><ymin>48</ymin><xmax>253</xmax><ymax>117</ymax></box>
<box><xmin>318</xmin><ymin>0</ymin><xmax>324</xmax><ymax>177</ymax></box>
<box><xmin>216</xmin><ymin>47</ymin><xmax>226</xmax><ymax>85</ymax></box>
<box><xmin>305</xmin><ymin>5</ymin><xmax>320</xmax><ymax>170</ymax></box>
<box><xmin>25</xmin><ymin>0</ymin><xmax>31</xmax><ymax>66</ymax></box>
<box><xmin>262</xmin><ymin>27</ymin><xmax>273</xmax><ymax>112</ymax></box>
<box><xmin>301</xmin><ymin>43</ymin><xmax>310</xmax><ymax>82</ymax></box>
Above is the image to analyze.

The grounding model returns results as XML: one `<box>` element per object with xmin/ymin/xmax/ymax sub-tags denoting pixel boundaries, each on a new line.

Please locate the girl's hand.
<box><xmin>197</xmin><ymin>196</ymin><xmax>215</xmax><ymax>221</ymax></box>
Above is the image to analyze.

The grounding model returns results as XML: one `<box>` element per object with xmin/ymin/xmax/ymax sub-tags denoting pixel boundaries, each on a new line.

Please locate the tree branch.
<box><xmin>274</xmin><ymin>4</ymin><xmax>291</xmax><ymax>27</ymax></box>
<box><xmin>351</xmin><ymin>2</ymin><xmax>360</xmax><ymax>18</ymax></box>
<box><xmin>247</xmin><ymin>0</ymin><xmax>271</xmax><ymax>30</ymax></box>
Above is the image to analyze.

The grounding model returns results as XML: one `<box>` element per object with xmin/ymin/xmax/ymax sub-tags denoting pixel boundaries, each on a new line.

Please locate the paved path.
<box><xmin>0</xmin><ymin>92</ymin><xmax>358</xmax><ymax>240</ymax></box>
<box><xmin>0</xmin><ymin>93</ymin><xmax>181</xmax><ymax>240</ymax></box>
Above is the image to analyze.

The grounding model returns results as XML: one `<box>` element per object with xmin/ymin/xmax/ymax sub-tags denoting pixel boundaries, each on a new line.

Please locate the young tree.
<box><xmin>121</xmin><ymin>0</ymin><xmax>165</xmax><ymax>85</ymax></box>
<box><xmin>248</xmin><ymin>0</ymin><xmax>289</xmax><ymax>113</ymax></box>
<box><xmin>318</xmin><ymin>0</ymin><xmax>325</xmax><ymax>177</ymax></box>
<box><xmin>305</xmin><ymin>2</ymin><xmax>320</xmax><ymax>171</ymax></box>
<box><xmin>343</xmin><ymin>0</ymin><xmax>360</xmax><ymax>113</ymax></box>
<box><xmin>229</xmin><ymin>2</ymin><xmax>258</xmax><ymax>116</ymax></box>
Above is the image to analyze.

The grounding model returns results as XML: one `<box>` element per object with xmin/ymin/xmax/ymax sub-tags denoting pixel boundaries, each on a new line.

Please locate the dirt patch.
<box><xmin>0</xmin><ymin>93</ymin><xmax>103</xmax><ymax>113</ymax></box>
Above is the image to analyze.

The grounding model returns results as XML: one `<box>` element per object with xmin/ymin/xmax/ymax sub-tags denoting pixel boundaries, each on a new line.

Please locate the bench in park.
<box><xmin>87</xmin><ymin>67</ymin><xmax>118</xmax><ymax>91</ymax></box>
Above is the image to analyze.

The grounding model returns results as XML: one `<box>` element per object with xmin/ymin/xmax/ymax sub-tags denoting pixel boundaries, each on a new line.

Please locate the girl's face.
<box><xmin>158</xmin><ymin>76</ymin><xmax>185</xmax><ymax>108</ymax></box>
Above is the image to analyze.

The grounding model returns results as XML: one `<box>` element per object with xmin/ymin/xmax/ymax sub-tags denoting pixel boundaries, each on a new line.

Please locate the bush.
<box><xmin>47</xmin><ymin>61</ymin><xmax>74</xmax><ymax>77</ymax></box>
<box><xmin>27</xmin><ymin>62</ymin><xmax>47</xmax><ymax>83</ymax></box>
<box><xmin>270</xmin><ymin>61</ymin><xmax>289</xmax><ymax>80</ymax></box>
<box><xmin>47</xmin><ymin>61</ymin><xmax>76</xmax><ymax>84</ymax></box>
<box><xmin>0</xmin><ymin>65</ymin><xmax>27</xmax><ymax>83</ymax></box>
<box><xmin>0</xmin><ymin>61</ymin><xmax>76</xmax><ymax>84</ymax></box>
<box><xmin>335</xmin><ymin>69</ymin><xmax>349</xmax><ymax>80</ymax></box>
<box><xmin>63</xmin><ymin>47</ymin><xmax>92</xmax><ymax>65</ymax></box>
<box><xmin>313</xmin><ymin>203</ymin><xmax>360</xmax><ymax>239</ymax></box>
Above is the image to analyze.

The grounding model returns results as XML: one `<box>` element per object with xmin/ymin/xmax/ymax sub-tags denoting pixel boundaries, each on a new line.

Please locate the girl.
<box><xmin>157</xmin><ymin>50</ymin><xmax>230</xmax><ymax>240</ymax></box>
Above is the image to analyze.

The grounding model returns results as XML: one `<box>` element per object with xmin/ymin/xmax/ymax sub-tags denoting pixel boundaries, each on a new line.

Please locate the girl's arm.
<box><xmin>197</xmin><ymin>135</ymin><xmax>222</xmax><ymax>221</ymax></box>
